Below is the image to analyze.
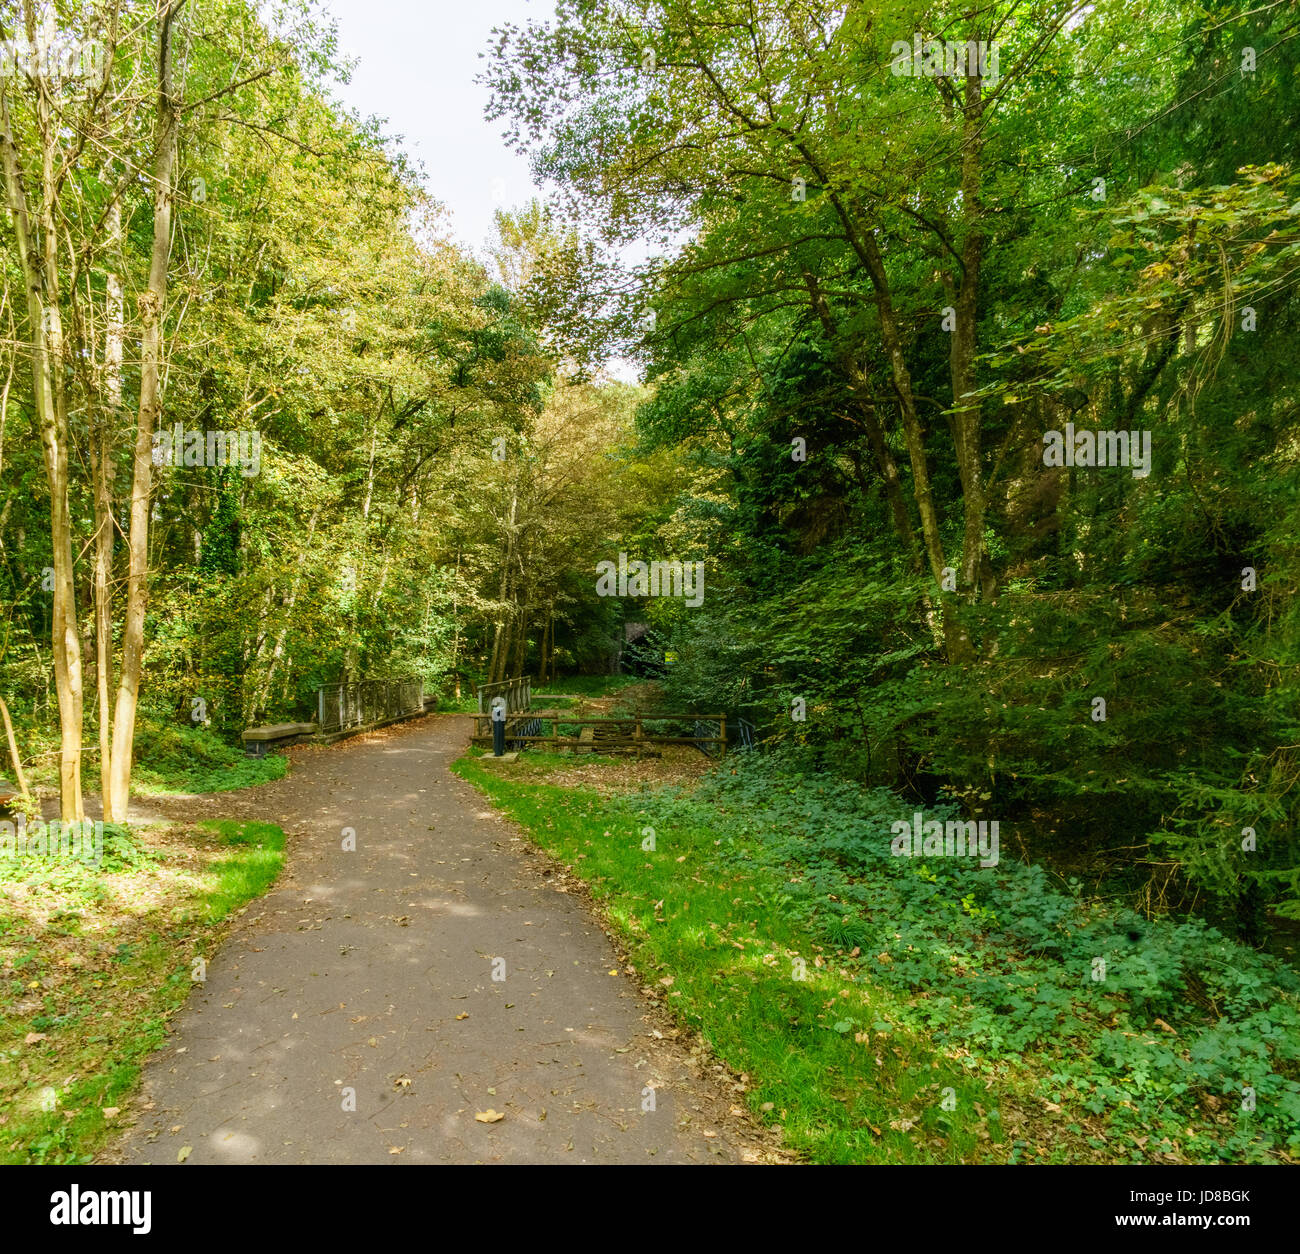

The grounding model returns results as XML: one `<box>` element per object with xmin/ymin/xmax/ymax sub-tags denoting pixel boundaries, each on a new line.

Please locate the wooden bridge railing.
<box><xmin>317</xmin><ymin>678</ymin><xmax>424</xmax><ymax>734</ymax></box>
<box><xmin>475</xmin><ymin>676</ymin><xmax>531</xmax><ymax>715</ymax></box>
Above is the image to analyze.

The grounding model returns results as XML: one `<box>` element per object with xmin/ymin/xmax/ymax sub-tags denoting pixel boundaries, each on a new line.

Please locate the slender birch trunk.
<box><xmin>0</xmin><ymin>70</ymin><xmax>84</xmax><ymax>819</ymax></box>
<box><xmin>106</xmin><ymin>0</ymin><xmax>184</xmax><ymax>818</ymax></box>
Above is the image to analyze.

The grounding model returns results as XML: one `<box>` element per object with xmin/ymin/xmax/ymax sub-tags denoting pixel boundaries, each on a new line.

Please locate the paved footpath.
<box><xmin>111</xmin><ymin>716</ymin><xmax>755</xmax><ymax>1164</ymax></box>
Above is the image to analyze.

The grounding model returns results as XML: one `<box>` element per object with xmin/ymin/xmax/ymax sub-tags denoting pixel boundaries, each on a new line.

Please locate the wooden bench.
<box><xmin>241</xmin><ymin>722</ymin><xmax>318</xmax><ymax>756</ymax></box>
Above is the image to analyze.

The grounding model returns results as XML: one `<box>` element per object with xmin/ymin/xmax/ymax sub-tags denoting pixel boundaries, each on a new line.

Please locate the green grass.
<box><xmin>132</xmin><ymin>754</ymin><xmax>287</xmax><ymax>796</ymax></box>
<box><xmin>435</xmin><ymin>693</ymin><xmax>482</xmax><ymax>712</ymax></box>
<box><xmin>190</xmin><ymin>819</ymin><xmax>285</xmax><ymax>921</ymax></box>
<box><xmin>538</xmin><ymin>675</ymin><xmax>645</xmax><ymax>697</ymax></box>
<box><xmin>452</xmin><ymin>750</ymin><xmax>1002</xmax><ymax>1163</ymax></box>
<box><xmin>0</xmin><ymin>818</ymin><xmax>285</xmax><ymax>1164</ymax></box>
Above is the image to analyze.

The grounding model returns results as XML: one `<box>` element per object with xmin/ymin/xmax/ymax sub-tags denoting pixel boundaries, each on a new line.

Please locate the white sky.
<box><xmin>319</xmin><ymin>0</ymin><xmax>641</xmax><ymax>380</ymax></box>
<box><xmin>320</xmin><ymin>0</ymin><xmax>556</xmax><ymax>262</ymax></box>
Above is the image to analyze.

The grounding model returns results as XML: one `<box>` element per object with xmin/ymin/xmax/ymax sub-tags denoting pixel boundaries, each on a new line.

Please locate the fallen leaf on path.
<box><xmin>177</xmin><ymin>1146</ymin><xmax>192</xmax><ymax>1162</ymax></box>
<box><xmin>456</xmin><ymin>1012</ymin><xmax>469</xmax><ymax>1020</ymax></box>
<box><xmin>475</xmin><ymin>1109</ymin><xmax>505</xmax><ymax>1124</ymax></box>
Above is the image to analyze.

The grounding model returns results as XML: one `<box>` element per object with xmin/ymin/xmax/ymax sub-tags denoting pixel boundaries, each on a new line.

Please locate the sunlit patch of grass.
<box><xmin>541</xmin><ymin>675</ymin><xmax>645</xmax><ymax>697</ymax></box>
<box><xmin>0</xmin><ymin>818</ymin><xmax>284</xmax><ymax>1164</ymax></box>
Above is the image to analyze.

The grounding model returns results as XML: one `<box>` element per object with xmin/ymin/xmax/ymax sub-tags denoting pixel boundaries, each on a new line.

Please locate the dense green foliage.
<box><xmin>1</xmin><ymin>0</ymin><xmax>1297</xmax><ymax>1170</ymax></box>
<box><xmin>484</xmin><ymin>0</ymin><xmax>1300</xmax><ymax>939</ymax></box>
<box><xmin>648</xmin><ymin>750</ymin><xmax>1300</xmax><ymax>1159</ymax></box>
<box><xmin>0</xmin><ymin>0</ymin><xmax>677</xmax><ymax>791</ymax></box>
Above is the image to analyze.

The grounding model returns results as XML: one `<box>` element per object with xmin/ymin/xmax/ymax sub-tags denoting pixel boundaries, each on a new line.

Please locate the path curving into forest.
<box><xmin>108</xmin><ymin>716</ymin><xmax>756</xmax><ymax>1164</ymax></box>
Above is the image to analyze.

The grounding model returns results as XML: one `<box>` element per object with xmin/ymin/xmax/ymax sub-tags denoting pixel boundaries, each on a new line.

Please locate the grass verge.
<box><xmin>453</xmin><ymin>750</ymin><xmax>1003</xmax><ymax>1164</ymax></box>
<box><xmin>459</xmin><ymin>745</ymin><xmax>1300</xmax><ymax>1163</ymax></box>
<box><xmin>0</xmin><ymin>818</ymin><xmax>284</xmax><ymax>1164</ymax></box>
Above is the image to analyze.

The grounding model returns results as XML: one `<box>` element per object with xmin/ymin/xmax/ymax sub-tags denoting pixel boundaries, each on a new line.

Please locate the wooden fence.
<box><xmin>472</xmin><ymin>712</ymin><xmax>726</xmax><ymax>757</ymax></box>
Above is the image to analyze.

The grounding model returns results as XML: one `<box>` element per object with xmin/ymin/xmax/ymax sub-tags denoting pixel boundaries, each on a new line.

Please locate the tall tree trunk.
<box><xmin>539</xmin><ymin>605</ymin><xmax>553</xmax><ymax>684</ymax></box>
<box><xmin>0</xmin><ymin>78</ymin><xmax>84</xmax><ymax>820</ymax></box>
<box><xmin>510</xmin><ymin>598</ymin><xmax>529</xmax><ymax>679</ymax></box>
<box><xmin>257</xmin><ymin>509</ymin><xmax>319</xmax><ymax>717</ymax></box>
<box><xmin>855</xmin><ymin>230</ymin><xmax>971</xmax><ymax>661</ymax></box>
<box><xmin>0</xmin><ymin>695</ymin><xmax>32</xmax><ymax>802</ymax></box>
<box><xmin>106</xmin><ymin>0</ymin><xmax>184</xmax><ymax>819</ymax></box>
<box><xmin>488</xmin><ymin>489</ymin><xmax>518</xmax><ymax>683</ymax></box>
<box><xmin>950</xmin><ymin>67</ymin><xmax>990</xmax><ymax>604</ymax></box>
<box><xmin>802</xmin><ymin>271</ymin><xmax>921</xmax><ymax>572</ymax></box>
<box><xmin>92</xmin><ymin>184</ymin><xmax>124</xmax><ymax>817</ymax></box>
